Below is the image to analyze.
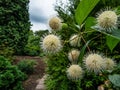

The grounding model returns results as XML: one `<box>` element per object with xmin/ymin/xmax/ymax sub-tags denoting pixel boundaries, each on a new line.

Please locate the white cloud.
<box><xmin>30</xmin><ymin>22</ymin><xmax>48</xmax><ymax>30</ymax></box>
<box><xmin>29</xmin><ymin>0</ymin><xmax>57</xmax><ymax>31</ymax></box>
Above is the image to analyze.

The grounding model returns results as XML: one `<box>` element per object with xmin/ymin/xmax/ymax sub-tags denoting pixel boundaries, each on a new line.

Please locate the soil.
<box><xmin>13</xmin><ymin>56</ymin><xmax>46</xmax><ymax>90</ymax></box>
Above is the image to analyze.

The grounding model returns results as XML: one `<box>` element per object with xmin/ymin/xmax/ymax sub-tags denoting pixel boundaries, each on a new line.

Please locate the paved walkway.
<box><xmin>35</xmin><ymin>75</ymin><xmax>46</xmax><ymax>90</ymax></box>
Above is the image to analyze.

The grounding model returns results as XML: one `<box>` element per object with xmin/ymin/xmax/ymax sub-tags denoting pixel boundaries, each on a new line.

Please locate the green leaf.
<box><xmin>79</xmin><ymin>40</ymin><xmax>91</xmax><ymax>62</ymax></box>
<box><xmin>92</xmin><ymin>27</ymin><xmax>120</xmax><ymax>40</ymax></box>
<box><xmin>85</xmin><ymin>17</ymin><xmax>96</xmax><ymax>29</ymax></box>
<box><xmin>111</xmin><ymin>29</ymin><xmax>120</xmax><ymax>40</ymax></box>
<box><xmin>75</xmin><ymin>0</ymin><xmax>100</xmax><ymax>25</ymax></box>
<box><xmin>106</xmin><ymin>36</ymin><xmax>120</xmax><ymax>52</ymax></box>
<box><xmin>109</xmin><ymin>74</ymin><xmax>120</xmax><ymax>87</ymax></box>
<box><xmin>92</xmin><ymin>28</ymin><xmax>120</xmax><ymax>51</ymax></box>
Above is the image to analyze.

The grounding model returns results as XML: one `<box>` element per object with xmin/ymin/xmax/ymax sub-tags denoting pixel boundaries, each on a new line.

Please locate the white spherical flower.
<box><xmin>68</xmin><ymin>49</ymin><xmax>80</xmax><ymax>63</ymax></box>
<box><xmin>69</xmin><ymin>34</ymin><xmax>80</xmax><ymax>47</ymax></box>
<box><xmin>97</xmin><ymin>10</ymin><xmax>118</xmax><ymax>31</ymax></box>
<box><xmin>41</xmin><ymin>34</ymin><xmax>62</xmax><ymax>53</ymax></box>
<box><xmin>84</xmin><ymin>53</ymin><xmax>105</xmax><ymax>74</ymax></box>
<box><xmin>49</xmin><ymin>17</ymin><xmax>62</xmax><ymax>30</ymax></box>
<box><xmin>97</xmin><ymin>85</ymin><xmax>104</xmax><ymax>90</ymax></box>
<box><xmin>104</xmin><ymin>58</ymin><xmax>115</xmax><ymax>70</ymax></box>
<box><xmin>67</xmin><ymin>65</ymin><xmax>83</xmax><ymax>80</ymax></box>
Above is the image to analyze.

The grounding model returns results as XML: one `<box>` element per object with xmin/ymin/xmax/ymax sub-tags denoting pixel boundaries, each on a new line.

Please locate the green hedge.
<box><xmin>0</xmin><ymin>0</ymin><xmax>31</xmax><ymax>55</ymax></box>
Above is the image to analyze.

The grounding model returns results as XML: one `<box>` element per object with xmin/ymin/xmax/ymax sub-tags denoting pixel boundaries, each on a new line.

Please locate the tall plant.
<box><xmin>40</xmin><ymin>0</ymin><xmax>120</xmax><ymax>90</ymax></box>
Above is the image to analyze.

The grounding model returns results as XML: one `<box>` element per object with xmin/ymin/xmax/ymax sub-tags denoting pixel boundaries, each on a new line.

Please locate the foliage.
<box><xmin>34</xmin><ymin>30</ymin><xmax>49</xmax><ymax>37</ymax></box>
<box><xmin>24</xmin><ymin>30</ymin><xmax>49</xmax><ymax>56</ymax></box>
<box><xmin>43</xmin><ymin>0</ymin><xmax>120</xmax><ymax>90</ymax></box>
<box><xmin>75</xmin><ymin>0</ymin><xmax>100</xmax><ymax>25</ymax></box>
<box><xmin>24</xmin><ymin>30</ymin><xmax>40</xmax><ymax>56</ymax></box>
<box><xmin>0</xmin><ymin>0</ymin><xmax>31</xmax><ymax>55</ymax></box>
<box><xmin>109</xmin><ymin>74</ymin><xmax>120</xmax><ymax>87</ymax></box>
<box><xmin>45</xmin><ymin>52</ymin><xmax>82</xmax><ymax>90</ymax></box>
<box><xmin>0</xmin><ymin>45</ymin><xmax>14</xmax><ymax>60</ymax></box>
<box><xmin>0</xmin><ymin>56</ymin><xmax>27</xmax><ymax>90</ymax></box>
<box><xmin>17</xmin><ymin>59</ymin><xmax>37</xmax><ymax>74</ymax></box>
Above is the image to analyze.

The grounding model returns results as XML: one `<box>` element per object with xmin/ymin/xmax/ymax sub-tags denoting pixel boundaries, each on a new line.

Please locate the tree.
<box><xmin>0</xmin><ymin>0</ymin><xmax>31</xmax><ymax>55</ymax></box>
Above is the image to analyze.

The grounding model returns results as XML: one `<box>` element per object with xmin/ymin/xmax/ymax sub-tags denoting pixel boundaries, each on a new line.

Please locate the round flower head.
<box><xmin>84</xmin><ymin>53</ymin><xmax>105</xmax><ymax>74</ymax></box>
<box><xmin>97</xmin><ymin>10</ymin><xmax>118</xmax><ymax>31</ymax></box>
<box><xmin>68</xmin><ymin>49</ymin><xmax>80</xmax><ymax>63</ymax></box>
<box><xmin>104</xmin><ymin>80</ymin><xmax>111</xmax><ymax>87</ymax></box>
<box><xmin>104</xmin><ymin>58</ymin><xmax>115</xmax><ymax>70</ymax></box>
<box><xmin>41</xmin><ymin>34</ymin><xmax>62</xmax><ymax>53</ymax></box>
<box><xmin>69</xmin><ymin>34</ymin><xmax>81</xmax><ymax>47</ymax></box>
<box><xmin>67</xmin><ymin>65</ymin><xmax>83</xmax><ymax>80</ymax></box>
<box><xmin>97</xmin><ymin>85</ymin><xmax>104</xmax><ymax>90</ymax></box>
<box><xmin>49</xmin><ymin>17</ymin><xmax>62</xmax><ymax>30</ymax></box>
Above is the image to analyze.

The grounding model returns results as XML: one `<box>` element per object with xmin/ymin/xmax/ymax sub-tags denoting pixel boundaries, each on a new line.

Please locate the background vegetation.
<box><xmin>0</xmin><ymin>0</ymin><xmax>31</xmax><ymax>56</ymax></box>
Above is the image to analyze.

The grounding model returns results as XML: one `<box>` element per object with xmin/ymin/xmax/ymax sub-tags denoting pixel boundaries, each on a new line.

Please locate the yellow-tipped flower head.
<box><xmin>68</xmin><ymin>49</ymin><xmax>80</xmax><ymax>63</ymax></box>
<box><xmin>104</xmin><ymin>58</ymin><xmax>115</xmax><ymax>70</ymax></box>
<box><xmin>84</xmin><ymin>53</ymin><xmax>106</xmax><ymax>74</ymax></box>
<box><xmin>97</xmin><ymin>10</ymin><xmax>118</xmax><ymax>31</ymax></box>
<box><xmin>41</xmin><ymin>34</ymin><xmax>62</xmax><ymax>53</ymax></box>
<box><xmin>49</xmin><ymin>17</ymin><xmax>62</xmax><ymax>30</ymax></box>
<box><xmin>67</xmin><ymin>65</ymin><xmax>83</xmax><ymax>80</ymax></box>
<box><xmin>69</xmin><ymin>34</ymin><xmax>80</xmax><ymax>47</ymax></box>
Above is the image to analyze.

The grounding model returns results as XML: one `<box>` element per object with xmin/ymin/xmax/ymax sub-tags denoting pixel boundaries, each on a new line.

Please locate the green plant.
<box><xmin>0</xmin><ymin>45</ymin><xmax>14</xmax><ymax>60</ymax></box>
<box><xmin>40</xmin><ymin>0</ymin><xmax>120</xmax><ymax>90</ymax></box>
<box><xmin>17</xmin><ymin>59</ymin><xmax>37</xmax><ymax>74</ymax></box>
<box><xmin>0</xmin><ymin>56</ymin><xmax>27</xmax><ymax>90</ymax></box>
<box><xmin>24</xmin><ymin>30</ymin><xmax>41</xmax><ymax>56</ymax></box>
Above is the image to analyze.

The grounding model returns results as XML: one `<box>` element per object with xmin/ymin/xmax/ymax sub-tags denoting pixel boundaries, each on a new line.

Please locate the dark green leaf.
<box><xmin>75</xmin><ymin>0</ymin><xmax>100</xmax><ymax>25</ymax></box>
<box><xmin>79</xmin><ymin>40</ymin><xmax>91</xmax><ymax>62</ymax></box>
<box><xmin>106</xmin><ymin>36</ymin><xmax>120</xmax><ymax>52</ymax></box>
<box><xmin>92</xmin><ymin>26</ymin><xmax>120</xmax><ymax>40</ymax></box>
<box><xmin>85</xmin><ymin>17</ymin><xmax>96</xmax><ymax>29</ymax></box>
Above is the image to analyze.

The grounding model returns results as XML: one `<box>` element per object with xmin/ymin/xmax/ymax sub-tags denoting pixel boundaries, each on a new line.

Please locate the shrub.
<box><xmin>42</xmin><ymin>0</ymin><xmax>120</xmax><ymax>90</ymax></box>
<box><xmin>24</xmin><ymin>36</ymin><xmax>40</xmax><ymax>56</ymax></box>
<box><xmin>0</xmin><ymin>45</ymin><xmax>14</xmax><ymax>60</ymax></box>
<box><xmin>24</xmin><ymin>30</ymin><xmax>49</xmax><ymax>56</ymax></box>
<box><xmin>0</xmin><ymin>56</ymin><xmax>27</xmax><ymax>90</ymax></box>
<box><xmin>17</xmin><ymin>59</ymin><xmax>37</xmax><ymax>74</ymax></box>
<box><xmin>0</xmin><ymin>0</ymin><xmax>31</xmax><ymax>55</ymax></box>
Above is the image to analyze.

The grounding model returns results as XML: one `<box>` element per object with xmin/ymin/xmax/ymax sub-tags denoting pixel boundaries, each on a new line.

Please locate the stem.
<box><xmin>81</xmin><ymin>35</ymin><xmax>91</xmax><ymax>52</ymax></box>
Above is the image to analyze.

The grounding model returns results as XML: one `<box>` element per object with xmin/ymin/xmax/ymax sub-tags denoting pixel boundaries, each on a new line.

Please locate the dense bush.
<box><xmin>17</xmin><ymin>59</ymin><xmax>37</xmax><ymax>74</ymax></box>
<box><xmin>0</xmin><ymin>56</ymin><xmax>27</xmax><ymax>90</ymax></box>
<box><xmin>24</xmin><ymin>31</ymin><xmax>40</xmax><ymax>56</ymax></box>
<box><xmin>24</xmin><ymin>30</ymin><xmax>49</xmax><ymax>56</ymax></box>
<box><xmin>0</xmin><ymin>45</ymin><xmax>14</xmax><ymax>60</ymax></box>
<box><xmin>0</xmin><ymin>0</ymin><xmax>31</xmax><ymax>55</ymax></box>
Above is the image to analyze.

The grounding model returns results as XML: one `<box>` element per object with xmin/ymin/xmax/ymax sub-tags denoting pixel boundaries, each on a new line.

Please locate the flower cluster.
<box><xmin>69</xmin><ymin>34</ymin><xmax>81</xmax><ymax>47</ymax></box>
<box><xmin>84</xmin><ymin>53</ymin><xmax>105</xmax><ymax>74</ymax></box>
<box><xmin>41</xmin><ymin>16</ymin><xmax>63</xmax><ymax>54</ymax></box>
<box><xmin>68</xmin><ymin>49</ymin><xmax>80</xmax><ymax>64</ymax></box>
<box><xmin>96</xmin><ymin>10</ymin><xmax>118</xmax><ymax>31</ymax></box>
<box><xmin>41</xmin><ymin>34</ymin><xmax>62</xmax><ymax>53</ymax></box>
<box><xmin>49</xmin><ymin>17</ymin><xmax>62</xmax><ymax>31</ymax></box>
<box><xmin>67</xmin><ymin>65</ymin><xmax>83</xmax><ymax>80</ymax></box>
<box><xmin>104</xmin><ymin>58</ymin><xmax>116</xmax><ymax>70</ymax></box>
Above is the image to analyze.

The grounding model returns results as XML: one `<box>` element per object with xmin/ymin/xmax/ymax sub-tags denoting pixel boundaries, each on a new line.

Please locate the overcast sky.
<box><xmin>29</xmin><ymin>0</ymin><xmax>57</xmax><ymax>31</ymax></box>
<box><xmin>29</xmin><ymin>0</ymin><xmax>68</xmax><ymax>32</ymax></box>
